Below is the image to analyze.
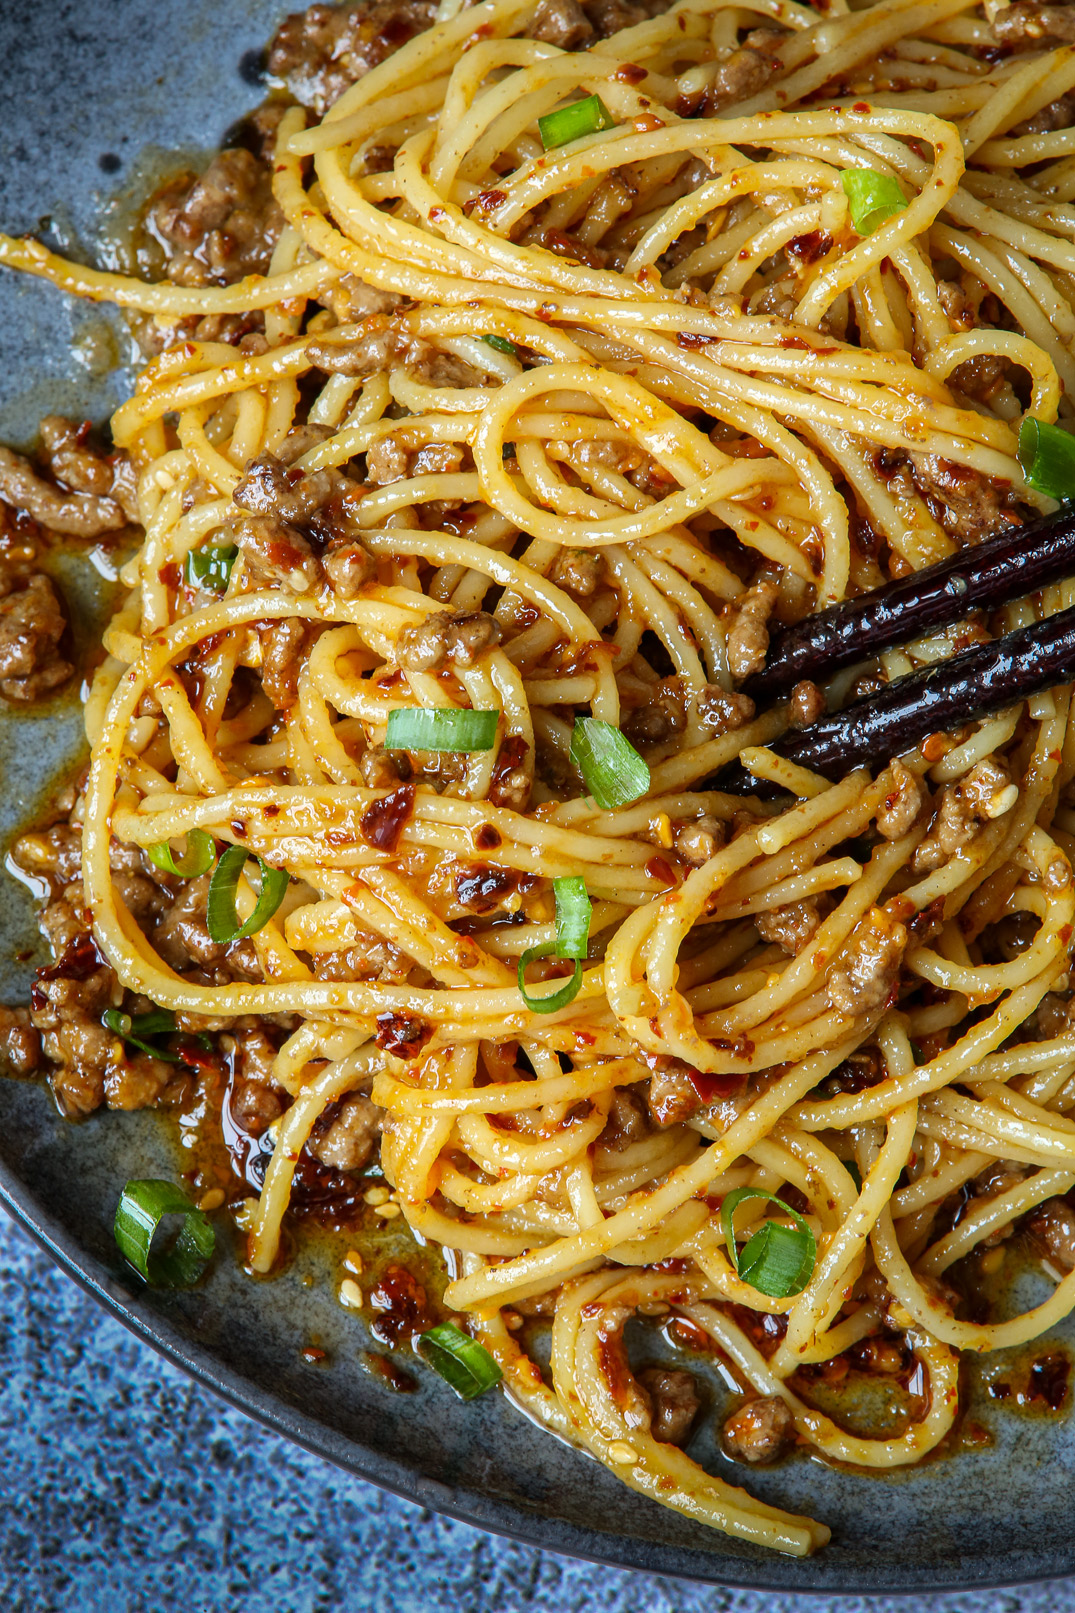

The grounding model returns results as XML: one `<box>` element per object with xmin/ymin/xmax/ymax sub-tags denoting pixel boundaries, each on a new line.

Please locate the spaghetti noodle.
<box><xmin>9</xmin><ymin>0</ymin><xmax>1075</xmax><ymax>1556</ymax></box>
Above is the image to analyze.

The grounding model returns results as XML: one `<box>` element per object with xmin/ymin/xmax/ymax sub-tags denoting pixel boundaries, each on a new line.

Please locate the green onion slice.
<box><xmin>1018</xmin><ymin>416</ymin><xmax>1075</xmax><ymax>500</ymax></box>
<box><xmin>553</xmin><ymin>875</ymin><xmax>591</xmax><ymax>960</ymax></box>
<box><xmin>385</xmin><ymin>707</ymin><xmax>498</xmax><ymax>753</ymax></box>
<box><xmin>720</xmin><ymin>1186</ymin><xmax>817</xmax><ymax>1299</ymax></box>
<box><xmin>114</xmin><ymin>1178</ymin><xmax>216</xmax><ymax>1287</ymax></box>
<box><xmin>103</xmin><ymin>1007</ymin><xmax>211</xmax><ymax>1067</ymax></box>
<box><xmin>206</xmin><ymin>844</ymin><xmax>289</xmax><ymax>944</ymax></box>
<box><xmin>482</xmin><ymin>334</ymin><xmax>518</xmax><ymax>356</ymax></box>
<box><xmin>418</xmin><ymin>1321</ymin><xmax>503</xmax><ymax>1399</ymax></box>
<box><xmin>841</xmin><ymin>169</ymin><xmax>907</xmax><ymax>236</ymax></box>
<box><xmin>539</xmin><ymin>94</ymin><xmax>616</xmax><ymax>150</ymax></box>
<box><xmin>146</xmin><ymin>828</ymin><xmax>215</xmax><ymax>879</ymax></box>
<box><xmin>185</xmin><ymin>542</ymin><xmax>239</xmax><ymax>593</ymax></box>
<box><xmin>570</xmin><ymin>717</ymin><xmax>650</xmax><ymax>810</ymax></box>
<box><xmin>517</xmin><ymin>945</ymin><xmax>583</xmax><ymax>1013</ymax></box>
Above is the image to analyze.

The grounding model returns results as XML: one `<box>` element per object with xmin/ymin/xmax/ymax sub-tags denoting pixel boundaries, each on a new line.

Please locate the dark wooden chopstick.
<box><xmin>717</xmin><ymin>601</ymin><xmax>1075</xmax><ymax>795</ymax></box>
<box><xmin>743</xmin><ymin>507</ymin><xmax>1075</xmax><ymax>703</ymax></box>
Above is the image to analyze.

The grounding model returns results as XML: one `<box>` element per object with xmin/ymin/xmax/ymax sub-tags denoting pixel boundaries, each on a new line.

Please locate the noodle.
<box><xmin>8</xmin><ymin>0</ymin><xmax>1075</xmax><ymax>1556</ymax></box>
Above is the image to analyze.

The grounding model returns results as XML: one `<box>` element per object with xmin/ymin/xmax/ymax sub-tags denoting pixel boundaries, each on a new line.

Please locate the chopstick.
<box><xmin>743</xmin><ymin>508</ymin><xmax>1075</xmax><ymax>703</ymax></box>
<box><xmin>717</xmin><ymin>601</ymin><xmax>1075</xmax><ymax>795</ymax></box>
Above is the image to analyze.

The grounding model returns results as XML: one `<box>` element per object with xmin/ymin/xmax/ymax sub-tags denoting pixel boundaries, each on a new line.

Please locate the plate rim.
<box><xmin>2</xmin><ymin>1146</ymin><xmax>1074</xmax><ymax>1597</ymax></box>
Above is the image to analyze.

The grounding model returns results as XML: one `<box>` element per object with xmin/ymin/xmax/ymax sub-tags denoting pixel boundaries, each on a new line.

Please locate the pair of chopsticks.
<box><xmin>718</xmin><ymin>509</ymin><xmax>1075</xmax><ymax>794</ymax></box>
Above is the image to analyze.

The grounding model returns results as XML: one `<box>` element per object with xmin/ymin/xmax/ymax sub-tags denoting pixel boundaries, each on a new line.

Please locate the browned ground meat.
<box><xmin>637</xmin><ymin>1366</ymin><xmax>702</xmax><ymax>1445</ymax></box>
<box><xmin>236</xmin><ymin>516</ymin><xmax>322</xmax><ymax>593</ymax></box>
<box><xmin>647</xmin><ymin>1060</ymin><xmax>705</xmax><ymax>1125</ymax></box>
<box><xmin>323</xmin><ymin>543</ymin><xmax>376</xmax><ymax>598</ymax></box>
<box><xmin>532</xmin><ymin>0</ymin><xmax>595</xmax><ymax>48</ymax></box>
<box><xmin>913</xmin><ymin>758</ymin><xmax>1013</xmax><ymax>871</ymax></box>
<box><xmin>312</xmin><ymin>935</ymin><xmax>415</xmax><ymax>983</ymax></box>
<box><xmin>149</xmin><ymin>148</ymin><xmax>283</xmax><ymax>287</ymax></box>
<box><xmin>1013</xmin><ymin>91</ymin><xmax>1075</xmax><ymax>133</ymax></box>
<box><xmin>0</xmin><ymin>1007</ymin><xmax>42</xmax><ymax>1076</ymax></box>
<box><xmin>624</xmin><ymin>676</ymin><xmax>687</xmax><ymax>744</ymax></box>
<box><xmin>396</xmin><ymin>609</ymin><xmax>500</xmax><ymax>672</ymax></box>
<box><xmin>674</xmin><ymin>814</ymin><xmax>725</xmax><ymax>865</ymax></box>
<box><xmin>258</xmin><ymin>619</ymin><xmax>315</xmax><ymax>708</ymax></box>
<box><xmin>550</xmin><ymin>547</ymin><xmax>604</xmax><ymax>598</ymax></box>
<box><xmin>694</xmin><ymin>684</ymin><xmax>756</xmax><ymax>736</ymax></box>
<box><xmin>908</xmin><ymin>453</ymin><xmax>1019</xmax><ymax>545</ymax></box>
<box><xmin>708</xmin><ymin>30</ymin><xmax>783</xmax><ymax>111</ymax></box>
<box><xmin>309</xmin><ymin>1092</ymin><xmax>384</xmax><ymax>1169</ymax></box>
<box><xmin>582</xmin><ymin>0</ymin><xmax>674</xmax><ymax>37</ymax></box>
<box><xmin>827</xmin><ymin>908</ymin><xmax>908</xmax><ymax>1017</ymax></box>
<box><xmin>877</xmin><ymin>758</ymin><xmax>923</xmax><ymax>840</ymax></box>
<box><xmin>600</xmin><ymin>1086</ymin><xmax>651</xmax><ymax>1150</ymax></box>
<box><xmin>0</xmin><ymin>573</ymin><xmax>71</xmax><ymax>701</ymax></box>
<box><xmin>722</xmin><ymin>1395</ymin><xmax>796</xmax><ymax>1463</ymax></box>
<box><xmin>1028</xmin><ymin>1197</ymin><xmax>1075</xmax><ymax>1270</ymax></box>
<box><xmin>726</xmin><ymin>580</ymin><xmax>778</xmax><ymax>681</ymax></box>
<box><xmin>787</xmin><ymin>679</ymin><xmax>825</xmax><ymax>728</ymax></box>
<box><xmin>268</xmin><ymin>0</ymin><xmax>438</xmax><ymax>115</ymax></box>
<box><xmin>993</xmin><ymin>2</ymin><xmax>1075</xmax><ymax>47</ymax></box>
<box><xmin>0</xmin><ymin>444</ymin><xmax>127</xmax><ymax>537</ymax></box>
<box><xmin>755</xmin><ymin>898</ymin><xmax>821</xmax><ymax>955</ymax></box>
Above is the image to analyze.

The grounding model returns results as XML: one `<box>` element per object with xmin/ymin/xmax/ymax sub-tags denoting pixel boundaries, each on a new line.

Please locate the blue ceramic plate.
<box><xmin>1</xmin><ymin>2</ymin><xmax>1074</xmax><ymax>1590</ymax></box>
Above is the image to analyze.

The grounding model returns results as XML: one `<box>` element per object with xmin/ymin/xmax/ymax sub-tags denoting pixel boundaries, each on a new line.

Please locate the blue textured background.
<box><xmin>2</xmin><ymin>1209</ymin><xmax>1074</xmax><ymax>1613</ymax></box>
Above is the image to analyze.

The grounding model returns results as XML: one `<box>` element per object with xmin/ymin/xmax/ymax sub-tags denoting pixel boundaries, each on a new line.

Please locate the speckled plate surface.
<box><xmin>2</xmin><ymin>1</ymin><xmax>1075</xmax><ymax>1592</ymax></box>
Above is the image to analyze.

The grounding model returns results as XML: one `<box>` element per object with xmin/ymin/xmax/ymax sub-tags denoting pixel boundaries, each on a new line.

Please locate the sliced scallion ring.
<box><xmin>103</xmin><ymin>1007</ymin><xmax>182</xmax><ymax>1063</ymax></box>
<box><xmin>570</xmin><ymin>717</ymin><xmax>650</xmax><ymax>810</ymax></box>
<box><xmin>841</xmin><ymin>169</ymin><xmax>907</xmax><ymax>236</ymax></box>
<box><xmin>418</xmin><ymin>1321</ymin><xmax>502</xmax><ymax>1399</ymax></box>
<box><xmin>553</xmin><ymin>875</ymin><xmax>592</xmax><ymax>960</ymax></box>
<box><xmin>146</xmin><ymin>828</ymin><xmax>215</xmax><ymax>879</ymax></box>
<box><xmin>539</xmin><ymin>94</ymin><xmax>616</xmax><ymax>150</ymax></box>
<box><xmin>720</xmin><ymin>1186</ymin><xmax>817</xmax><ymax>1299</ymax></box>
<box><xmin>1018</xmin><ymin>416</ymin><xmax>1075</xmax><ymax>500</ymax></box>
<box><xmin>185</xmin><ymin>542</ymin><xmax>239</xmax><ymax>593</ymax></box>
<box><xmin>206</xmin><ymin>844</ymin><xmax>289</xmax><ymax>944</ymax></box>
<box><xmin>482</xmin><ymin>334</ymin><xmax>518</xmax><ymax>356</ymax></box>
<box><xmin>114</xmin><ymin>1178</ymin><xmax>215</xmax><ymax>1287</ymax></box>
<box><xmin>385</xmin><ymin>707</ymin><xmax>498</xmax><ymax>753</ymax></box>
<box><xmin>517</xmin><ymin>944</ymin><xmax>584</xmax><ymax>1013</ymax></box>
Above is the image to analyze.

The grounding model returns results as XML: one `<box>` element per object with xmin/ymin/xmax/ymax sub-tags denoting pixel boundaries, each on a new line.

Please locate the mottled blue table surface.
<box><xmin>1</xmin><ymin>1210</ymin><xmax>1073</xmax><ymax>1613</ymax></box>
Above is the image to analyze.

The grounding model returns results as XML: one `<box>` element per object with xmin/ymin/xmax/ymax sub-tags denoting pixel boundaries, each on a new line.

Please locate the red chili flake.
<box><xmin>787</xmin><ymin>230</ymin><xmax>834</xmax><ymax>266</ymax></box>
<box><xmin>921</xmin><ymin>732</ymin><xmax>949</xmax><ymax>763</ymax></box>
<box><xmin>475</xmin><ymin>823</ymin><xmax>502</xmax><ymax>851</ymax></box>
<box><xmin>676</xmin><ymin>331</ymin><xmax>717</xmax><ymax>349</ymax></box>
<box><xmin>852</xmin><ymin>100</ymin><xmax>871</xmax><ymax>113</ymax></box>
<box><xmin>301</xmin><ymin>1346</ymin><xmax>327</xmax><ymax>1364</ymax></box>
<box><xmin>632</xmin><ymin>112</ymin><xmax>665</xmax><ymax>134</ymax></box>
<box><xmin>615</xmin><ymin>61</ymin><xmax>647</xmax><ymax>83</ymax></box>
<box><xmin>709</xmin><ymin>1032</ymin><xmax>755</xmax><ymax>1059</ymax></box>
<box><xmin>686</xmin><ymin>1069</ymin><xmax>746</xmax><ymax>1103</ymax></box>
<box><xmin>645</xmin><ymin>855</ymin><xmax>678</xmax><ymax>887</ymax></box>
<box><xmin>360</xmin><ymin>782</ymin><xmax>416</xmax><ymax>854</ymax></box>
<box><xmin>375</xmin><ymin>1012</ymin><xmax>433</xmax><ymax>1058</ymax></box>
<box><xmin>159</xmin><ymin>560</ymin><xmax>180</xmax><ymax>590</ymax></box>
<box><xmin>488</xmin><ymin>735</ymin><xmax>530</xmax><ymax>807</ymax></box>
<box><xmin>31</xmin><ymin>930</ymin><xmax>105</xmax><ymax>1010</ymax></box>
<box><xmin>369</xmin><ymin>1263</ymin><xmax>432</xmax><ymax>1346</ymax></box>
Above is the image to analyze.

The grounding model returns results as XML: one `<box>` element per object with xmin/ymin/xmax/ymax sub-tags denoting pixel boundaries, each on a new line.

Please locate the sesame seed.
<box><xmin>364</xmin><ymin>1185</ymin><xmax>390</xmax><ymax>1206</ymax></box>
<box><xmin>198</xmin><ymin>1188</ymin><xmax>225</xmax><ymax>1212</ymax></box>
<box><xmin>607</xmin><ymin>1440</ymin><xmax>637</xmax><ymax>1464</ymax></box>
<box><xmin>373</xmin><ymin>1202</ymin><xmax>401</xmax><ymax>1219</ymax></box>
<box><xmin>232</xmin><ymin>1199</ymin><xmax>258</xmax><ymax>1231</ymax></box>
<box><xmin>503</xmin><ymin>1311</ymin><xmax>523</xmax><ymax>1332</ymax></box>
<box><xmin>344</xmin><ymin>1249</ymin><xmax>364</xmax><ymax>1274</ymax></box>
<box><xmin>339</xmin><ymin>1278</ymin><xmax>364</xmax><ymax>1310</ymax></box>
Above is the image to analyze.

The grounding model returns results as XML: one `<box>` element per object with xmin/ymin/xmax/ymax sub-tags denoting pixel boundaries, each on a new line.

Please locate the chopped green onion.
<box><xmin>185</xmin><ymin>542</ymin><xmax>239</xmax><ymax>592</ymax></box>
<box><xmin>206</xmin><ymin>844</ymin><xmax>289</xmax><ymax>944</ymax></box>
<box><xmin>103</xmin><ymin>1007</ymin><xmax>211</xmax><ymax>1067</ymax></box>
<box><xmin>385</xmin><ymin>707</ymin><xmax>498</xmax><ymax>753</ymax></box>
<box><xmin>1018</xmin><ymin>416</ymin><xmax>1075</xmax><ymax>500</ymax></box>
<box><xmin>517</xmin><ymin>946</ymin><xmax>584</xmax><ymax>1013</ymax></box>
<box><xmin>554</xmin><ymin>875</ymin><xmax>591</xmax><ymax>959</ymax></box>
<box><xmin>114</xmin><ymin>1178</ymin><xmax>216</xmax><ymax>1287</ymax></box>
<box><xmin>720</xmin><ymin>1186</ymin><xmax>817</xmax><ymax>1299</ymax></box>
<box><xmin>570</xmin><ymin>717</ymin><xmax>650</xmax><ymax>810</ymax></box>
<box><xmin>482</xmin><ymin>334</ymin><xmax>518</xmax><ymax>357</ymax></box>
<box><xmin>418</xmin><ymin>1321</ymin><xmax>502</xmax><ymax>1399</ymax></box>
<box><xmin>517</xmin><ymin>877</ymin><xmax>592</xmax><ymax>1011</ymax></box>
<box><xmin>146</xmin><ymin>828</ymin><xmax>215</xmax><ymax>879</ymax></box>
<box><xmin>539</xmin><ymin>94</ymin><xmax>616</xmax><ymax>150</ymax></box>
<box><xmin>841</xmin><ymin>170</ymin><xmax>907</xmax><ymax>236</ymax></box>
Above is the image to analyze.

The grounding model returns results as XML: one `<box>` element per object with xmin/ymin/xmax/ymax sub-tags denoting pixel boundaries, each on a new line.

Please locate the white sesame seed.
<box><xmin>373</xmin><ymin>1202</ymin><xmax>401</xmax><ymax>1219</ymax></box>
<box><xmin>198</xmin><ymin>1188</ymin><xmax>225</xmax><ymax>1212</ymax></box>
<box><xmin>364</xmin><ymin>1185</ymin><xmax>390</xmax><ymax>1206</ymax></box>
<box><xmin>344</xmin><ymin>1249</ymin><xmax>364</xmax><ymax>1274</ymax></box>
<box><xmin>339</xmin><ymin>1278</ymin><xmax>364</xmax><ymax>1310</ymax></box>
<box><xmin>607</xmin><ymin>1440</ymin><xmax>637</xmax><ymax>1465</ymax></box>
